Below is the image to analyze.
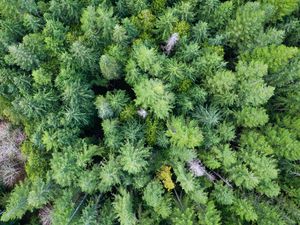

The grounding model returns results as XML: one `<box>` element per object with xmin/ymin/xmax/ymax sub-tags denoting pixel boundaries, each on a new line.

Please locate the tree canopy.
<box><xmin>0</xmin><ymin>0</ymin><xmax>299</xmax><ymax>224</ymax></box>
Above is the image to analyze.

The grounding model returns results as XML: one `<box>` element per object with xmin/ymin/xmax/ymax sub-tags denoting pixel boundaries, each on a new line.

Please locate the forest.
<box><xmin>0</xmin><ymin>0</ymin><xmax>299</xmax><ymax>224</ymax></box>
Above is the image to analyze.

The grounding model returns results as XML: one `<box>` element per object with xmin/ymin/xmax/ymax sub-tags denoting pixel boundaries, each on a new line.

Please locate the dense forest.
<box><xmin>0</xmin><ymin>0</ymin><xmax>299</xmax><ymax>224</ymax></box>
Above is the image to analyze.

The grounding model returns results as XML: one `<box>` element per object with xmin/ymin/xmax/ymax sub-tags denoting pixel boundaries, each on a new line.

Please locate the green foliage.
<box><xmin>229</xmin><ymin>164</ymin><xmax>260</xmax><ymax>190</ymax></box>
<box><xmin>5</xmin><ymin>33</ymin><xmax>46</xmax><ymax>71</ymax></box>
<box><xmin>143</xmin><ymin>180</ymin><xmax>172</xmax><ymax>218</ymax></box>
<box><xmin>51</xmin><ymin>189</ymin><xmax>77</xmax><ymax>225</ymax></box>
<box><xmin>265</xmin><ymin>124</ymin><xmax>300</xmax><ymax>160</ymax></box>
<box><xmin>171</xmin><ymin>207</ymin><xmax>195</xmax><ymax>225</ymax></box>
<box><xmin>240</xmin><ymin>130</ymin><xmax>273</xmax><ymax>155</ymax></box>
<box><xmin>232</xmin><ymin>198</ymin><xmax>258</xmax><ymax>222</ymax></box>
<box><xmin>32</xmin><ymin>68</ymin><xmax>52</xmax><ymax>86</ymax></box>
<box><xmin>203</xmin><ymin>144</ymin><xmax>237</xmax><ymax>170</ymax></box>
<box><xmin>173</xmin><ymin>163</ymin><xmax>196</xmax><ymax>194</ymax></box>
<box><xmin>235</xmin><ymin>106</ymin><xmax>269</xmax><ymax>127</ymax></box>
<box><xmin>95</xmin><ymin>90</ymin><xmax>129</xmax><ymax>119</ymax></box>
<box><xmin>206</xmin><ymin>70</ymin><xmax>237</xmax><ymax>106</ymax></box>
<box><xmin>133</xmin><ymin>44</ymin><xmax>162</xmax><ymax>76</ymax></box>
<box><xmin>192</xmin><ymin>21</ymin><xmax>208</xmax><ymax>44</ymax></box>
<box><xmin>1</xmin><ymin>181</ymin><xmax>30</xmax><ymax>221</ymax></box>
<box><xmin>193</xmin><ymin>106</ymin><xmax>221</xmax><ymax>128</ymax></box>
<box><xmin>0</xmin><ymin>0</ymin><xmax>299</xmax><ymax>224</ymax></box>
<box><xmin>235</xmin><ymin>60</ymin><xmax>274</xmax><ymax>107</ymax></box>
<box><xmin>50</xmin><ymin>0</ymin><xmax>82</xmax><ymax>19</ymax></box>
<box><xmin>51</xmin><ymin>142</ymin><xmax>97</xmax><ymax>188</ymax></box>
<box><xmin>43</xmin><ymin>19</ymin><xmax>67</xmax><ymax>54</ymax></box>
<box><xmin>226</xmin><ymin>2</ymin><xmax>267</xmax><ymax>50</ymax></box>
<box><xmin>256</xmin><ymin>202</ymin><xmax>286</xmax><ymax>225</ymax></box>
<box><xmin>166</xmin><ymin>116</ymin><xmax>203</xmax><ymax>149</ymax></box>
<box><xmin>68</xmin><ymin>41</ymin><xmax>97</xmax><ymax>71</ymax></box>
<box><xmin>51</xmin><ymin>148</ymin><xmax>81</xmax><ymax>187</ymax></box>
<box><xmin>155</xmin><ymin>9</ymin><xmax>179</xmax><ymax>40</ymax></box>
<box><xmin>198</xmin><ymin>201</ymin><xmax>221</xmax><ymax>225</ymax></box>
<box><xmin>224</xmin><ymin>139</ymin><xmax>280</xmax><ymax>196</ymax></box>
<box><xmin>211</xmin><ymin>183</ymin><xmax>235</xmax><ymax>205</ymax></box>
<box><xmin>119</xmin><ymin>141</ymin><xmax>151</xmax><ymax>174</ymax></box>
<box><xmin>27</xmin><ymin>177</ymin><xmax>55</xmax><ymax>208</ymax></box>
<box><xmin>21</xmin><ymin>142</ymin><xmax>48</xmax><ymax>179</ymax></box>
<box><xmin>113</xmin><ymin>189</ymin><xmax>137</xmax><ymax>225</ymax></box>
<box><xmin>134</xmin><ymin>78</ymin><xmax>175</xmax><ymax>119</ymax></box>
<box><xmin>260</xmin><ymin>0</ymin><xmax>299</xmax><ymax>19</ymax></box>
<box><xmin>13</xmin><ymin>90</ymin><xmax>59</xmax><ymax>119</ymax></box>
<box><xmin>98</xmin><ymin>156</ymin><xmax>122</xmax><ymax>192</ymax></box>
<box><xmin>100</xmin><ymin>54</ymin><xmax>122</xmax><ymax>80</ymax></box>
<box><xmin>241</xmin><ymin>45</ymin><xmax>299</xmax><ymax>73</ymax></box>
<box><xmin>78</xmin><ymin>199</ymin><xmax>99</xmax><ymax>225</ymax></box>
<box><xmin>95</xmin><ymin>96</ymin><xmax>114</xmax><ymax>119</ymax></box>
<box><xmin>102</xmin><ymin>119</ymin><xmax>122</xmax><ymax>149</ymax></box>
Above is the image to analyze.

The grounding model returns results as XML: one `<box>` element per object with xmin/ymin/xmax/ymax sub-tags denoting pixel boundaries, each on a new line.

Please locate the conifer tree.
<box><xmin>143</xmin><ymin>180</ymin><xmax>172</xmax><ymax>218</ymax></box>
<box><xmin>166</xmin><ymin>116</ymin><xmax>203</xmax><ymax>149</ymax></box>
<box><xmin>100</xmin><ymin>54</ymin><xmax>122</xmax><ymax>80</ymax></box>
<box><xmin>0</xmin><ymin>0</ymin><xmax>300</xmax><ymax>224</ymax></box>
<box><xmin>1</xmin><ymin>181</ymin><xmax>30</xmax><ymax>221</ymax></box>
<box><xmin>119</xmin><ymin>141</ymin><xmax>151</xmax><ymax>174</ymax></box>
<box><xmin>113</xmin><ymin>189</ymin><xmax>137</xmax><ymax>225</ymax></box>
<box><xmin>134</xmin><ymin>78</ymin><xmax>175</xmax><ymax>119</ymax></box>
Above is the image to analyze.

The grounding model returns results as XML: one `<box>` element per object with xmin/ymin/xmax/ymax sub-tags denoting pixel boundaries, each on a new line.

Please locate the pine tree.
<box><xmin>113</xmin><ymin>24</ymin><xmax>129</xmax><ymax>45</ymax></box>
<box><xmin>27</xmin><ymin>177</ymin><xmax>55</xmax><ymax>208</ymax></box>
<box><xmin>0</xmin><ymin>0</ymin><xmax>299</xmax><ymax>224</ymax></box>
<box><xmin>43</xmin><ymin>19</ymin><xmax>67</xmax><ymax>54</ymax></box>
<box><xmin>61</xmin><ymin>79</ymin><xmax>94</xmax><ymax>127</ymax></box>
<box><xmin>78</xmin><ymin>197</ymin><xmax>100</xmax><ymax>225</ymax></box>
<box><xmin>192</xmin><ymin>21</ymin><xmax>209</xmax><ymax>44</ymax></box>
<box><xmin>6</xmin><ymin>44</ymin><xmax>40</xmax><ymax>71</ymax></box>
<box><xmin>9</xmin><ymin>33</ymin><xmax>47</xmax><ymax>68</ymax></box>
<box><xmin>133</xmin><ymin>44</ymin><xmax>163</xmax><ymax>77</ymax></box>
<box><xmin>100</xmin><ymin>54</ymin><xmax>122</xmax><ymax>80</ymax></box>
<box><xmin>32</xmin><ymin>68</ymin><xmax>53</xmax><ymax>86</ymax></box>
<box><xmin>134</xmin><ymin>78</ymin><xmax>175</xmax><ymax>119</ymax></box>
<box><xmin>155</xmin><ymin>9</ymin><xmax>179</xmax><ymax>40</ymax></box>
<box><xmin>96</xmin><ymin>4</ymin><xmax>117</xmax><ymax>43</ymax></box>
<box><xmin>1</xmin><ymin>181</ymin><xmax>30</xmax><ymax>221</ymax></box>
<box><xmin>198</xmin><ymin>201</ymin><xmax>221</xmax><ymax>225</ymax></box>
<box><xmin>211</xmin><ymin>182</ymin><xmax>235</xmax><ymax>205</ymax></box>
<box><xmin>102</xmin><ymin>119</ymin><xmax>122</xmax><ymax>149</ymax></box>
<box><xmin>235</xmin><ymin>60</ymin><xmax>274</xmax><ymax>107</ymax></box>
<box><xmin>23</xmin><ymin>14</ymin><xmax>42</xmax><ymax>34</ymax></box>
<box><xmin>235</xmin><ymin>106</ymin><xmax>269</xmax><ymax>128</ymax></box>
<box><xmin>171</xmin><ymin>207</ymin><xmax>195</xmax><ymax>225</ymax></box>
<box><xmin>206</xmin><ymin>70</ymin><xmax>237</xmax><ymax>106</ymax></box>
<box><xmin>241</xmin><ymin>45</ymin><xmax>299</xmax><ymax>73</ymax></box>
<box><xmin>113</xmin><ymin>188</ymin><xmax>137</xmax><ymax>225</ymax></box>
<box><xmin>49</xmin><ymin>0</ymin><xmax>83</xmax><ymax>25</ymax></box>
<box><xmin>68</xmin><ymin>41</ymin><xmax>98</xmax><ymax>72</ymax></box>
<box><xmin>51</xmin><ymin>147</ymin><xmax>82</xmax><ymax>187</ymax></box>
<box><xmin>13</xmin><ymin>89</ymin><xmax>59</xmax><ymax>119</ymax></box>
<box><xmin>119</xmin><ymin>141</ymin><xmax>151</xmax><ymax>174</ymax></box>
<box><xmin>265</xmin><ymin>124</ymin><xmax>300</xmax><ymax>160</ymax></box>
<box><xmin>226</xmin><ymin>2</ymin><xmax>267</xmax><ymax>50</ymax></box>
<box><xmin>166</xmin><ymin>116</ymin><xmax>203</xmax><ymax>149</ymax></box>
<box><xmin>173</xmin><ymin>162</ymin><xmax>196</xmax><ymax>194</ymax></box>
<box><xmin>231</xmin><ymin>198</ymin><xmax>258</xmax><ymax>222</ymax></box>
<box><xmin>260</xmin><ymin>0</ymin><xmax>299</xmax><ymax>19</ymax></box>
<box><xmin>98</xmin><ymin>155</ymin><xmax>122</xmax><ymax>192</ymax></box>
<box><xmin>143</xmin><ymin>180</ymin><xmax>172</xmax><ymax>218</ymax></box>
<box><xmin>51</xmin><ymin>189</ymin><xmax>78</xmax><ymax>225</ymax></box>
